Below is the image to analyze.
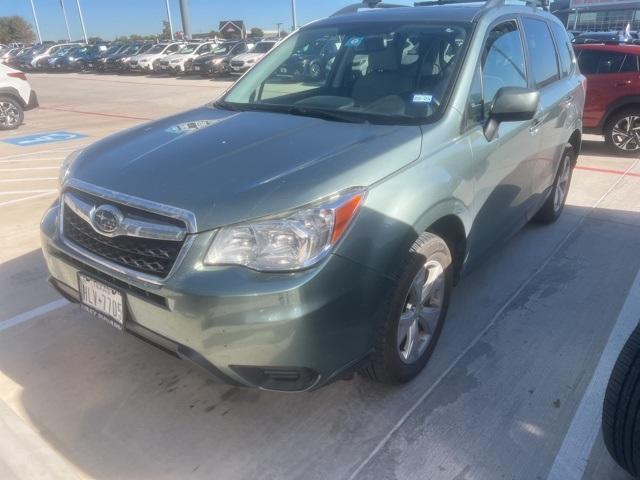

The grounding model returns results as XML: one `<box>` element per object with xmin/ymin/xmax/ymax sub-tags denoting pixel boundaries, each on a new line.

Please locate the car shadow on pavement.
<box><xmin>0</xmin><ymin>204</ymin><xmax>638</xmax><ymax>478</ymax></box>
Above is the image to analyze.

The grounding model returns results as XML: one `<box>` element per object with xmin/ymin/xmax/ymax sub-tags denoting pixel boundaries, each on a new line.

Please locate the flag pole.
<box><xmin>60</xmin><ymin>0</ymin><xmax>72</xmax><ymax>41</ymax></box>
<box><xmin>28</xmin><ymin>0</ymin><xmax>43</xmax><ymax>44</ymax></box>
<box><xmin>75</xmin><ymin>0</ymin><xmax>88</xmax><ymax>44</ymax></box>
<box><xmin>165</xmin><ymin>0</ymin><xmax>175</xmax><ymax>40</ymax></box>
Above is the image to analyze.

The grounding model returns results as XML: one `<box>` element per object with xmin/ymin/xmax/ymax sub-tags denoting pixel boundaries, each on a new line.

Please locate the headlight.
<box><xmin>58</xmin><ymin>150</ymin><xmax>83</xmax><ymax>187</ymax></box>
<box><xmin>204</xmin><ymin>188</ymin><xmax>366</xmax><ymax>271</ymax></box>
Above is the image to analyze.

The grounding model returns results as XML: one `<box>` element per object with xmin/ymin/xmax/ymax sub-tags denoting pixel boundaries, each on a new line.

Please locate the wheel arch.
<box><xmin>0</xmin><ymin>87</ymin><xmax>26</xmax><ymax>108</ymax></box>
<box><xmin>601</xmin><ymin>97</ymin><xmax>640</xmax><ymax>132</ymax></box>
<box><xmin>424</xmin><ymin>214</ymin><xmax>467</xmax><ymax>286</ymax></box>
<box><xmin>567</xmin><ymin>130</ymin><xmax>582</xmax><ymax>166</ymax></box>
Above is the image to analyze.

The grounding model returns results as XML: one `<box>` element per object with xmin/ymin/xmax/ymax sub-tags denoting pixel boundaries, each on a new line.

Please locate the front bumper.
<box><xmin>26</xmin><ymin>90</ymin><xmax>38</xmax><ymax>110</ymax></box>
<box><xmin>41</xmin><ymin>202</ymin><xmax>392</xmax><ymax>391</ymax></box>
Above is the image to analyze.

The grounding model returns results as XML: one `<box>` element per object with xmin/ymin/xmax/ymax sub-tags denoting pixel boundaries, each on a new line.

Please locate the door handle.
<box><xmin>529</xmin><ymin>118</ymin><xmax>542</xmax><ymax>135</ymax></box>
<box><xmin>560</xmin><ymin>95</ymin><xmax>573</xmax><ymax>108</ymax></box>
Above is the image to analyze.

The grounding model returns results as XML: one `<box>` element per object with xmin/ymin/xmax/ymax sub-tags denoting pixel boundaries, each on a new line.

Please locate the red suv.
<box><xmin>574</xmin><ymin>43</ymin><xmax>640</xmax><ymax>155</ymax></box>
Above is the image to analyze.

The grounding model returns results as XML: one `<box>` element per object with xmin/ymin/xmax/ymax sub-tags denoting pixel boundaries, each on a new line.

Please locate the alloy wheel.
<box><xmin>397</xmin><ymin>259</ymin><xmax>445</xmax><ymax>364</ymax></box>
<box><xmin>612</xmin><ymin>116</ymin><xmax>640</xmax><ymax>152</ymax></box>
<box><xmin>0</xmin><ymin>101</ymin><xmax>20</xmax><ymax>128</ymax></box>
<box><xmin>553</xmin><ymin>155</ymin><xmax>571</xmax><ymax>212</ymax></box>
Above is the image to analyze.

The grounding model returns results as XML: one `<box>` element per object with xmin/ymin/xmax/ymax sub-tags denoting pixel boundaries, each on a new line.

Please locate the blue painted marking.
<box><xmin>3</xmin><ymin>131</ymin><xmax>87</xmax><ymax>147</ymax></box>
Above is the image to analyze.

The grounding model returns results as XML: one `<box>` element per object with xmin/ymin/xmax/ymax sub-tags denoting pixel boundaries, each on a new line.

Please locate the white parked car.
<box><xmin>128</xmin><ymin>42</ymin><xmax>185</xmax><ymax>72</ymax></box>
<box><xmin>0</xmin><ymin>64</ymin><xmax>38</xmax><ymax>129</ymax></box>
<box><xmin>228</xmin><ymin>40</ymin><xmax>277</xmax><ymax>74</ymax></box>
<box><xmin>158</xmin><ymin>42</ymin><xmax>217</xmax><ymax>74</ymax></box>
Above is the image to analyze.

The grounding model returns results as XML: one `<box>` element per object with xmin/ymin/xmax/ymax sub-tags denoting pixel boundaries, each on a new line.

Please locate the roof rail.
<box><xmin>332</xmin><ymin>0</ymin><xmax>406</xmax><ymax>16</ymax></box>
<box><xmin>414</xmin><ymin>0</ymin><xmax>549</xmax><ymax>10</ymax></box>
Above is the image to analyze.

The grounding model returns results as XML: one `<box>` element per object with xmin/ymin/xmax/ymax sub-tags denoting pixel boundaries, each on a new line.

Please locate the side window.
<box><xmin>578</xmin><ymin>50</ymin><xmax>626</xmax><ymax>74</ymax></box>
<box><xmin>167</xmin><ymin>44</ymin><xmax>180</xmax><ymax>54</ymax></box>
<box><xmin>522</xmin><ymin>18</ymin><xmax>560</xmax><ymax>87</ymax></box>
<box><xmin>620</xmin><ymin>55</ymin><xmax>639</xmax><ymax>73</ymax></box>
<box><xmin>467</xmin><ymin>66</ymin><xmax>484</xmax><ymax>125</ymax></box>
<box><xmin>482</xmin><ymin>21</ymin><xmax>527</xmax><ymax>113</ymax></box>
<box><xmin>550</xmin><ymin>22</ymin><xmax>573</xmax><ymax>77</ymax></box>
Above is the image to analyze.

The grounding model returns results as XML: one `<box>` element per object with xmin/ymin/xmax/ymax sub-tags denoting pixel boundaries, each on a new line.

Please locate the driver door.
<box><xmin>465</xmin><ymin>19</ymin><xmax>539</xmax><ymax>266</ymax></box>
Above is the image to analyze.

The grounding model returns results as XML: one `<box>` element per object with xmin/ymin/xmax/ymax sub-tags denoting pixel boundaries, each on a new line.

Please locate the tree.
<box><xmin>88</xmin><ymin>36</ymin><xmax>104</xmax><ymax>43</ymax></box>
<box><xmin>279</xmin><ymin>30</ymin><xmax>289</xmax><ymax>38</ymax></box>
<box><xmin>250</xmin><ymin>27</ymin><xmax>264</xmax><ymax>38</ymax></box>
<box><xmin>161</xmin><ymin>20</ymin><xmax>171</xmax><ymax>39</ymax></box>
<box><xmin>0</xmin><ymin>16</ymin><xmax>36</xmax><ymax>44</ymax></box>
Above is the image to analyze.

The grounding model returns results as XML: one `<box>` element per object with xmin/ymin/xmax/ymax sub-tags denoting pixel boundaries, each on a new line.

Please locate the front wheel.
<box><xmin>360</xmin><ymin>232</ymin><xmax>452</xmax><ymax>384</ymax></box>
<box><xmin>603</xmin><ymin>323</ymin><xmax>640</xmax><ymax>478</ymax></box>
<box><xmin>604</xmin><ymin>108</ymin><xmax>640</xmax><ymax>156</ymax></box>
<box><xmin>0</xmin><ymin>96</ymin><xmax>24</xmax><ymax>130</ymax></box>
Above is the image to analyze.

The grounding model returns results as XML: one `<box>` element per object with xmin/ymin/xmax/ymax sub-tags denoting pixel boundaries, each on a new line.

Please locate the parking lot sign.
<box><xmin>3</xmin><ymin>131</ymin><xmax>87</xmax><ymax>147</ymax></box>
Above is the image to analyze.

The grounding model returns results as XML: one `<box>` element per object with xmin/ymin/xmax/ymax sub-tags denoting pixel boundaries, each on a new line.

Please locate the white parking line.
<box><xmin>0</xmin><ymin>190</ymin><xmax>57</xmax><ymax>195</ymax></box>
<box><xmin>0</xmin><ymin>166</ymin><xmax>59</xmax><ymax>172</ymax></box>
<box><xmin>349</xmin><ymin>158</ymin><xmax>640</xmax><ymax>480</ymax></box>
<box><xmin>0</xmin><ymin>158</ymin><xmax>64</xmax><ymax>164</ymax></box>
<box><xmin>0</xmin><ymin>178</ymin><xmax>57</xmax><ymax>183</ymax></box>
<box><xmin>0</xmin><ymin>192</ymin><xmax>57</xmax><ymax>207</ymax></box>
<box><xmin>546</xmin><ymin>269</ymin><xmax>640</xmax><ymax>480</ymax></box>
<box><xmin>0</xmin><ymin>299</ymin><xmax>69</xmax><ymax>334</ymax></box>
<box><xmin>0</xmin><ymin>145</ymin><xmax>88</xmax><ymax>161</ymax></box>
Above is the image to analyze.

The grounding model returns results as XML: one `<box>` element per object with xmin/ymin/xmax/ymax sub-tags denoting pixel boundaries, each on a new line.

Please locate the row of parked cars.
<box><xmin>0</xmin><ymin>39</ymin><xmax>280</xmax><ymax>77</ymax></box>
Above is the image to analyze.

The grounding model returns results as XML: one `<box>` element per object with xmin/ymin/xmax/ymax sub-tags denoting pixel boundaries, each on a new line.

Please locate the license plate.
<box><xmin>194</xmin><ymin>66</ymin><xmax>200</xmax><ymax>71</ymax></box>
<box><xmin>232</xmin><ymin>66</ymin><xmax>241</xmax><ymax>71</ymax></box>
<box><xmin>88</xmin><ymin>63</ymin><xmax>94</xmax><ymax>67</ymax></box>
<box><xmin>78</xmin><ymin>273</ymin><xmax>124</xmax><ymax>330</ymax></box>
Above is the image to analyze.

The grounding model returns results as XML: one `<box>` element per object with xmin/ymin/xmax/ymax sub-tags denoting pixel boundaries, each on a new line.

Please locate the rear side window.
<box><xmin>550</xmin><ymin>22</ymin><xmax>573</xmax><ymax>77</ymax></box>
<box><xmin>522</xmin><ymin>18</ymin><xmax>560</xmax><ymax>87</ymax></box>
<box><xmin>482</xmin><ymin>21</ymin><xmax>527</xmax><ymax>112</ymax></box>
<box><xmin>578</xmin><ymin>50</ymin><xmax>626</xmax><ymax>74</ymax></box>
<box><xmin>620</xmin><ymin>54</ymin><xmax>639</xmax><ymax>73</ymax></box>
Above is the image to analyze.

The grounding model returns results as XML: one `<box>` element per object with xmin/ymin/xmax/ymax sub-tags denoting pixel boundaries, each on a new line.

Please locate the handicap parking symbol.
<box><xmin>3</xmin><ymin>131</ymin><xmax>87</xmax><ymax>147</ymax></box>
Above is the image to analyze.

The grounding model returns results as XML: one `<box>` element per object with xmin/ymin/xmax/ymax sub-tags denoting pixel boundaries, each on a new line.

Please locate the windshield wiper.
<box><xmin>283</xmin><ymin>106</ymin><xmax>367</xmax><ymax>124</ymax></box>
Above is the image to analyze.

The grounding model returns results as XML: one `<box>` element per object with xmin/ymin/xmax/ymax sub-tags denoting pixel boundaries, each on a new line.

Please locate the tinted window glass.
<box><xmin>578</xmin><ymin>50</ymin><xmax>626</xmax><ymax>74</ymax></box>
<box><xmin>482</xmin><ymin>21</ymin><xmax>527</xmax><ymax>111</ymax></box>
<box><xmin>522</xmin><ymin>18</ymin><xmax>560</xmax><ymax>87</ymax></box>
<box><xmin>550</xmin><ymin>22</ymin><xmax>573</xmax><ymax>77</ymax></box>
<box><xmin>621</xmin><ymin>54</ymin><xmax>639</xmax><ymax>73</ymax></box>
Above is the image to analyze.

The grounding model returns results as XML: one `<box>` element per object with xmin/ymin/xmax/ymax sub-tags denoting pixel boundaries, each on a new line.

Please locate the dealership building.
<box><xmin>553</xmin><ymin>0</ymin><xmax>640</xmax><ymax>31</ymax></box>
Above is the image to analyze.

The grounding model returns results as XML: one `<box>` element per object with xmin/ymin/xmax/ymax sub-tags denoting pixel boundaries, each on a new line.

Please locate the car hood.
<box><xmin>232</xmin><ymin>52</ymin><xmax>265</xmax><ymax>62</ymax></box>
<box><xmin>69</xmin><ymin>106</ymin><xmax>422</xmax><ymax>232</ymax></box>
<box><xmin>165</xmin><ymin>53</ymin><xmax>192</xmax><ymax>62</ymax></box>
<box><xmin>131</xmin><ymin>53</ymin><xmax>160</xmax><ymax>61</ymax></box>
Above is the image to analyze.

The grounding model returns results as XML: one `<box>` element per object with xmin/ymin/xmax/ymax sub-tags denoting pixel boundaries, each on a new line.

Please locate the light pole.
<box><xmin>291</xmin><ymin>0</ymin><xmax>298</xmax><ymax>31</ymax></box>
<box><xmin>75</xmin><ymin>0</ymin><xmax>88</xmax><ymax>44</ymax></box>
<box><xmin>28</xmin><ymin>0</ymin><xmax>43</xmax><ymax>44</ymax></box>
<box><xmin>60</xmin><ymin>0</ymin><xmax>72</xmax><ymax>41</ymax></box>
<box><xmin>179</xmin><ymin>0</ymin><xmax>192</xmax><ymax>40</ymax></box>
<box><xmin>275</xmin><ymin>22</ymin><xmax>282</xmax><ymax>38</ymax></box>
<box><xmin>165</xmin><ymin>0</ymin><xmax>175</xmax><ymax>40</ymax></box>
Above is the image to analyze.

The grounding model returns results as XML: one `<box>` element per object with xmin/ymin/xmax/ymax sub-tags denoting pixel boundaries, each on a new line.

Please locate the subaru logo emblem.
<box><xmin>92</xmin><ymin>205</ymin><xmax>123</xmax><ymax>235</ymax></box>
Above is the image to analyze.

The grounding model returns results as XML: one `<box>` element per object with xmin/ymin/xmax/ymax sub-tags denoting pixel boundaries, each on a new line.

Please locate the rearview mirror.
<box><xmin>484</xmin><ymin>87</ymin><xmax>540</xmax><ymax>141</ymax></box>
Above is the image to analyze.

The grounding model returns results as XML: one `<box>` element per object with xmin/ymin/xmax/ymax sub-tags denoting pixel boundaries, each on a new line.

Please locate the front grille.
<box><xmin>231</xmin><ymin>61</ymin><xmax>244</xmax><ymax>67</ymax></box>
<box><xmin>62</xmin><ymin>200</ymin><xmax>185</xmax><ymax>278</ymax></box>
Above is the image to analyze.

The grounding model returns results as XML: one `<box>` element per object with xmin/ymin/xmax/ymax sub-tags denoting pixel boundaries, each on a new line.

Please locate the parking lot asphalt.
<box><xmin>0</xmin><ymin>72</ymin><xmax>639</xmax><ymax>480</ymax></box>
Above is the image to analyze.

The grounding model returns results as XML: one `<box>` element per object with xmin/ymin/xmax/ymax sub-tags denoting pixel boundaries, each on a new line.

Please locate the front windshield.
<box><xmin>212</xmin><ymin>43</ymin><xmax>236</xmax><ymax>54</ymax></box>
<box><xmin>253</xmin><ymin>42</ymin><xmax>276</xmax><ymax>54</ymax></box>
<box><xmin>222</xmin><ymin>23</ymin><xmax>469</xmax><ymax>124</ymax></box>
<box><xmin>180</xmin><ymin>44</ymin><xmax>199</xmax><ymax>54</ymax></box>
<box><xmin>147</xmin><ymin>44</ymin><xmax>166</xmax><ymax>54</ymax></box>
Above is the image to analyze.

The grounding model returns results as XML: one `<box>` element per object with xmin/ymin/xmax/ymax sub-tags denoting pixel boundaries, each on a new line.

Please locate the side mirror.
<box><xmin>484</xmin><ymin>87</ymin><xmax>540</xmax><ymax>141</ymax></box>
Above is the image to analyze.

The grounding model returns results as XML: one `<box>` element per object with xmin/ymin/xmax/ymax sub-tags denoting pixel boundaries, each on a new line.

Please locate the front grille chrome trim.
<box><xmin>64</xmin><ymin>191</ymin><xmax>187</xmax><ymax>241</ymax></box>
<box><xmin>59</xmin><ymin>179</ymin><xmax>198</xmax><ymax>287</ymax></box>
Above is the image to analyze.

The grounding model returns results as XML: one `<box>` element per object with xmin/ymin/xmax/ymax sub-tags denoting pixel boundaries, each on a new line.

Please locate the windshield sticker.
<box><xmin>345</xmin><ymin>37</ymin><xmax>363</xmax><ymax>48</ymax></box>
<box><xmin>412</xmin><ymin>94</ymin><xmax>433</xmax><ymax>103</ymax></box>
<box><xmin>165</xmin><ymin>119</ymin><xmax>219</xmax><ymax>135</ymax></box>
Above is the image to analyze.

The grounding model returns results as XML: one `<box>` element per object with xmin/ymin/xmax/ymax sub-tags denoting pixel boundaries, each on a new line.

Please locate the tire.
<box><xmin>603</xmin><ymin>322</ymin><xmax>640</xmax><ymax>478</ymax></box>
<box><xmin>360</xmin><ymin>232</ymin><xmax>452</xmax><ymax>384</ymax></box>
<box><xmin>532</xmin><ymin>147</ymin><xmax>574</xmax><ymax>225</ymax></box>
<box><xmin>604</xmin><ymin>108</ymin><xmax>640</xmax><ymax>157</ymax></box>
<box><xmin>0</xmin><ymin>96</ymin><xmax>24</xmax><ymax>130</ymax></box>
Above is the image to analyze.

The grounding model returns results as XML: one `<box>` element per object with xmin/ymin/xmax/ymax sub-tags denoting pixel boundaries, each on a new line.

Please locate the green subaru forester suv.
<box><xmin>42</xmin><ymin>0</ymin><xmax>585</xmax><ymax>391</ymax></box>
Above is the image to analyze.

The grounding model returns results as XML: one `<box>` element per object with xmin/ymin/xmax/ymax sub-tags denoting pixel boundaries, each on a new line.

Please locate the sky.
<box><xmin>0</xmin><ymin>0</ymin><xmax>415</xmax><ymax>41</ymax></box>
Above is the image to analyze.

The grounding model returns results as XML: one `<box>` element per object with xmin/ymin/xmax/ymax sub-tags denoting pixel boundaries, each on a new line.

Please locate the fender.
<box><xmin>0</xmin><ymin>86</ymin><xmax>25</xmax><ymax>107</ymax></box>
<box><xmin>588</xmin><ymin>95</ymin><xmax>640</xmax><ymax>135</ymax></box>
